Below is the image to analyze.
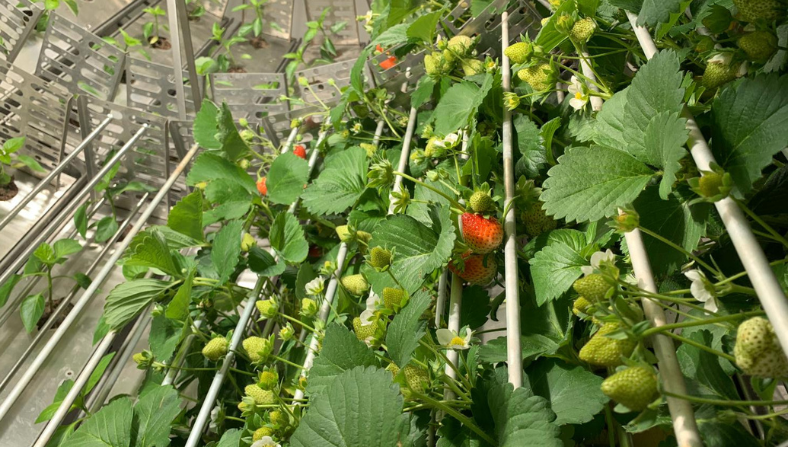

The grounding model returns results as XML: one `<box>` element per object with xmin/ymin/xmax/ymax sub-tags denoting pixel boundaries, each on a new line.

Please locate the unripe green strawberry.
<box><xmin>382</xmin><ymin>287</ymin><xmax>405</xmax><ymax>310</ymax></box>
<box><xmin>579</xmin><ymin>322</ymin><xmax>636</xmax><ymax>367</ymax></box>
<box><xmin>569</xmin><ymin>17</ymin><xmax>596</xmax><ymax>43</ymax></box>
<box><xmin>241</xmin><ymin>233</ymin><xmax>256</xmax><ymax>252</ymax></box>
<box><xmin>253</xmin><ymin>426</ymin><xmax>275</xmax><ymax>441</ymax></box>
<box><xmin>336</xmin><ymin>225</ymin><xmax>354</xmax><ymax>242</ymax></box>
<box><xmin>243</xmin><ymin>336</ymin><xmax>271</xmax><ymax>363</ymax></box>
<box><xmin>517</xmin><ymin>63</ymin><xmax>555</xmax><ymax>92</ymax></box>
<box><xmin>701</xmin><ymin>61</ymin><xmax>737</xmax><ymax>90</ymax></box>
<box><xmin>357</xmin><ymin>231</ymin><xmax>372</xmax><ymax>254</ymax></box>
<box><xmin>504</xmin><ymin>42</ymin><xmax>532</xmax><ymax>64</ymax></box>
<box><xmin>522</xmin><ymin>202</ymin><xmax>556</xmax><ymax>237</ymax></box>
<box><xmin>245</xmin><ymin>384</ymin><xmax>275</xmax><ymax>405</ymax></box>
<box><xmin>425</xmin><ymin>52</ymin><xmax>452</xmax><ymax>76</ymax></box>
<box><xmin>386</xmin><ymin>362</ymin><xmax>400</xmax><ymax>376</ymax></box>
<box><xmin>601</xmin><ymin>366</ymin><xmax>659</xmax><ymax>411</ymax></box>
<box><xmin>369</xmin><ymin>246</ymin><xmax>392</xmax><ymax>268</ymax></box>
<box><xmin>447</xmin><ymin>35</ymin><xmax>474</xmax><ymax>57</ymax></box>
<box><xmin>698</xmin><ymin>173</ymin><xmax>724</xmax><ymax>197</ymax></box>
<box><xmin>300</xmin><ymin>297</ymin><xmax>318</xmax><ymax>318</ymax></box>
<box><xmin>733</xmin><ymin>0</ymin><xmax>786</xmax><ymax>23</ymax></box>
<box><xmin>403</xmin><ymin>365</ymin><xmax>429</xmax><ymax>391</ymax></box>
<box><xmin>259</xmin><ymin>370</ymin><xmax>278</xmax><ymax>390</ymax></box>
<box><xmin>738</xmin><ymin>30</ymin><xmax>778</xmax><ymax>62</ymax></box>
<box><xmin>734</xmin><ymin>317</ymin><xmax>788</xmax><ymax>378</ymax></box>
<box><xmin>341</xmin><ymin>274</ymin><xmax>369</xmax><ymax>296</ymax></box>
<box><xmin>573</xmin><ymin>274</ymin><xmax>613</xmax><ymax>302</ymax></box>
<box><xmin>256</xmin><ymin>298</ymin><xmax>278</xmax><ymax>318</ymax></box>
<box><xmin>270</xmin><ymin>409</ymin><xmax>288</xmax><ymax>428</ymax></box>
<box><xmin>360</xmin><ymin>143</ymin><xmax>377</xmax><ymax>157</ymax></box>
<box><xmin>469</xmin><ymin>191</ymin><xmax>494</xmax><ymax>213</ymax></box>
<box><xmin>462</xmin><ymin>59</ymin><xmax>484</xmax><ymax>77</ymax></box>
<box><xmin>573</xmin><ymin>296</ymin><xmax>593</xmax><ymax>316</ymax></box>
<box><xmin>352</xmin><ymin>316</ymin><xmax>376</xmax><ymax>342</ymax></box>
<box><xmin>133</xmin><ymin>351</ymin><xmax>154</xmax><ymax>369</ymax></box>
<box><xmin>202</xmin><ymin>337</ymin><xmax>228</xmax><ymax>361</ymax></box>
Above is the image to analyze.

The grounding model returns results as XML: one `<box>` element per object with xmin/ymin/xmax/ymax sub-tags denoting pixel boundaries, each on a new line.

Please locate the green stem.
<box><xmin>394</xmin><ymin>172</ymin><xmax>465</xmax><ymax>211</ymax></box>
<box><xmin>271</xmin><ymin>354</ymin><xmax>304</xmax><ymax>370</ymax></box>
<box><xmin>641</xmin><ymin>310</ymin><xmax>764</xmax><ymax>337</ymax></box>
<box><xmin>638</xmin><ymin>226</ymin><xmax>717</xmax><ymax>275</ymax></box>
<box><xmin>736</xmin><ymin>199</ymin><xmax>788</xmax><ymax>249</ymax></box>
<box><xmin>413</xmin><ymin>392</ymin><xmax>496</xmax><ymax>444</ymax></box>
<box><xmin>279</xmin><ymin>313</ymin><xmax>316</xmax><ymax>334</ymax></box>
<box><xmin>663</xmin><ymin>331</ymin><xmax>736</xmax><ymax>363</ymax></box>
<box><xmin>664</xmin><ymin>391</ymin><xmax>788</xmax><ymax>407</ymax></box>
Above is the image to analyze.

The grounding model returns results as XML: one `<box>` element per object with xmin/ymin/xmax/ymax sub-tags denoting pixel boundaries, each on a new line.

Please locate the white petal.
<box><xmin>436</xmin><ymin>329</ymin><xmax>455</xmax><ymax>346</ymax></box>
<box><xmin>360</xmin><ymin>309</ymin><xmax>375</xmax><ymax>326</ymax></box>
<box><xmin>569</xmin><ymin>97</ymin><xmax>586</xmax><ymax>110</ymax></box>
<box><xmin>365</xmin><ymin>293</ymin><xmax>380</xmax><ymax>311</ymax></box>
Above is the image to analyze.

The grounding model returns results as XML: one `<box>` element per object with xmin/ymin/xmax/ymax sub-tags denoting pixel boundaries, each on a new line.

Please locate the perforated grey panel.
<box><xmin>294</xmin><ymin>58</ymin><xmax>360</xmax><ymax>106</ymax></box>
<box><xmin>35</xmin><ymin>13</ymin><xmax>125</xmax><ymax>101</ymax></box>
<box><xmin>126</xmin><ymin>57</ymin><xmax>200</xmax><ymax>120</ymax></box>
<box><xmin>261</xmin><ymin>0</ymin><xmax>294</xmax><ymax>40</ymax></box>
<box><xmin>202</xmin><ymin>0</ymin><xmax>230</xmax><ymax>18</ymax></box>
<box><xmin>209</xmin><ymin>72</ymin><xmax>288</xmax><ymax>123</ymax></box>
<box><xmin>304</xmin><ymin>0</ymin><xmax>359</xmax><ymax>45</ymax></box>
<box><xmin>0</xmin><ymin>0</ymin><xmax>42</xmax><ymax>63</ymax></box>
<box><xmin>79</xmin><ymin>97</ymin><xmax>175</xmax><ymax>218</ymax></box>
<box><xmin>0</xmin><ymin>61</ymin><xmax>71</xmax><ymax>174</ymax></box>
<box><xmin>450</xmin><ymin>0</ymin><xmax>542</xmax><ymax>59</ymax></box>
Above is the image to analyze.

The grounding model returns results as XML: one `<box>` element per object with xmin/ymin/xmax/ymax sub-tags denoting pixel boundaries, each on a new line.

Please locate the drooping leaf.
<box><xmin>386</xmin><ymin>289</ymin><xmax>431</xmax><ymax>367</ymax></box>
<box><xmin>165</xmin><ymin>267</ymin><xmax>194</xmax><ymax>320</ymax></box>
<box><xmin>125</xmin><ymin>230</ymin><xmax>182</xmax><ymax>277</ymax></box>
<box><xmin>211</xmin><ymin>219</ymin><xmax>244</xmax><ymax>284</ymax></box>
<box><xmin>215</xmin><ymin>102</ymin><xmax>252</xmax><ymax>161</ymax></box>
<box><xmin>103</xmin><ymin>279</ymin><xmax>170</xmax><ymax>330</ymax></box>
<box><xmin>94</xmin><ymin>216</ymin><xmax>119</xmax><ymax>243</ymax></box>
<box><xmin>433</xmin><ymin>77</ymin><xmax>492</xmax><ymax>136</ymax></box>
<box><xmin>20</xmin><ymin>293</ymin><xmax>45</xmax><ymax>333</ymax></box>
<box><xmin>266</xmin><ymin>153</ymin><xmax>310</xmax><ymax>205</ymax></box>
<box><xmin>149</xmin><ymin>315</ymin><xmax>182</xmax><ymax>362</ymax></box>
<box><xmin>185</xmin><ymin>153</ymin><xmax>256</xmax><ymax>194</ymax></box>
<box><xmin>167</xmin><ymin>191</ymin><xmax>205</xmax><ymax>242</ymax></box>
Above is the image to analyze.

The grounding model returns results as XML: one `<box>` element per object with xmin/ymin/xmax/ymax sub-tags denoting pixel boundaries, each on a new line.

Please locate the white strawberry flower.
<box><xmin>437</xmin><ymin>326</ymin><xmax>473</xmax><ymax>350</ymax></box>
<box><xmin>441</xmin><ymin>133</ymin><xmax>461</xmax><ymax>148</ymax></box>
<box><xmin>684</xmin><ymin>269</ymin><xmax>718</xmax><ymax>312</ymax></box>
<box><xmin>305</xmin><ymin>276</ymin><xmax>325</xmax><ymax>296</ymax></box>
<box><xmin>360</xmin><ymin>293</ymin><xmax>380</xmax><ymax>326</ymax></box>
<box><xmin>251</xmin><ymin>436</ymin><xmax>280</xmax><ymax>447</ymax></box>
<box><xmin>567</xmin><ymin>76</ymin><xmax>589</xmax><ymax>111</ymax></box>
<box><xmin>581</xmin><ymin>249</ymin><xmax>616</xmax><ymax>277</ymax></box>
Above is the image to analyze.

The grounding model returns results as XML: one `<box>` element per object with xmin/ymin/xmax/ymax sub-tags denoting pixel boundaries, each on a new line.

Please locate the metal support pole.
<box><xmin>501</xmin><ymin>12</ymin><xmax>523</xmax><ymax>388</ymax></box>
<box><xmin>627</xmin><ymin>7</ymin><xmax>788</xmax><ymax>414</ymax></box>
<box><xmin>0</xmin><ymin>124</ymin><xmax>150</xmax><ymax>290</ymax></box>
<box><xmin>0</xmin><ymin>193</ymin><xmax>149</xmax><ymax>395</ymax></box>
<box><xmin>166</xmin><ymin>0</ymin><xmax>202</xmax><ymax>119</ymax></box>
<box><xmin>0</xmin><ymin>142</ymin><xmax>197</xmax><ymax>424</ymax></box>
<box><xmin>0</xmin><ymin>113</ymin><xmax>114</xmax><ymax>231</ymax></box>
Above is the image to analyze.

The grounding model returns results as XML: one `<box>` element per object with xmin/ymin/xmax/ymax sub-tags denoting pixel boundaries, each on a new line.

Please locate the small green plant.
<box><xmin>102</xmin><ymin>29</ymin><xmax>151</xmax><ymax>62</ymax></box>
<box><xmin>185</xmin><ymin>0</ymin><xmax>206</xmax><ymax>20</ymax></box>
<box><xmin>283</xmin><ymin>7</ymin><xmax>346</xmax><ymax>82</ymax></box>
<box><xmin>210</xmin><ymin>23</ymin><xmax>247</xmax><ymax>72</ymax></box>
<box><xmin>233</xmin><ymin>0</ymin><xmax>273</xmax><ymax>43</ymax></box>
<box><xmin>31</xmin><ymin>0</ymin><xmax>79</xmax><ymax>32</ymax></box>
<box><xmin>1</xmin><ymin>137</ymin><xmax>44</xmax><ymax>200</ymax></box>
<box><xmin>142</xmin><ymin>6</ymin><xmax>168</xmax><ymax>48</ymax></box>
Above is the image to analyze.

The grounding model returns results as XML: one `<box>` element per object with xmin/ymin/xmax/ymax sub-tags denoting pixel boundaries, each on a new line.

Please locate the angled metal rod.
<box><xmin>0</xmin><ymin>142</ymin><xmax>197</xmax><ymax>424</ymax></box>
<box><xmin>282</xmin><ymin>126</ymin><xmax>299</xmax><ymax>154</ymax></box>
<box><xmin>434</xmin><ymin>270</ymin><xmax>449</xmax><ymax>328</ymax></box>
<box><xmin>0</xmin><ymin>124</ymin><xmax>150</xmax><ymax>290</ymax></box>
<box><xmin>187</xmin><ymin>124</ymin><xmax>330</xmax><ymax>445</ymax></box>
<box><xmin>166</xmin><ymin>0</ymin><xmax>200</xmax><ymax>119</ymax></box>
<box><xmin>0</xmin><ymin>113</ymin><xmax>114</xmax><ymax>231</ymax></box>
<box><xmin>501</xmin><ymin>12</ymin><xmax>523</xmax><ymax>388</ymax></box>
<box><xmin>0</xmin><ymin>193</ymin><xmax>149</xmax><ymax>395</ymax></box>
<box><xmin>628</xmin><ymin>11</ymin><xmax>785</xmax><ymax>445</ymax></box>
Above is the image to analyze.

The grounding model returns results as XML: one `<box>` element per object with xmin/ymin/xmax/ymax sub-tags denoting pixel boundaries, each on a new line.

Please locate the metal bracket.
<box><xmin>0</xmin><ymin>0</ymin><xmax>42</xmax><ymax>64</ymax></box>
<box><xmin>126</xmin><ymin>57</ymin><xmax>202</xmax><ymax>119</ymax></box>
<box><xmin>209</xmin><ymin>72</ymin><xmax>289</xmax><ymax>122</ymax></box>
<box><xmin>35</xmin><ymin>13</ymin><xmax>126</xmax><ymax>101</ymax></box>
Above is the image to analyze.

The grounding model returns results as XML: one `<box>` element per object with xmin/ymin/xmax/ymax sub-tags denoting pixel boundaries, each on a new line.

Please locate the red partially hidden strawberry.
<box><xmin>461</xmin><ymin>212</ymin><xmax>503</xmax><ymax>254</ymax></box>
<box><xmin>448</xmin><ymin>252</ymin><xmax>497</xmax><ymax>286</ymax></box>
<box><xmin>380</xmin><ymin>56</ymin><xmax>397</xmax><ymax>70</ymax></box>
<box><xmin>293</xmin><ymin>145</ymin><xmax>307</xmax><ymax>159</ymax></box>
<box><xmin>376</xmin><ymin>44</ymin><xmax>384</xmax><ymax>53</ymax></box>
<box><xmin>308</xmin><ymin>245</ymin><xmax>322</xmax><ymax>258</ymax></box>
<box><xmin>257</xmin><ymin>177</ymin><xmax>267</xmax><ymax>196</ymax></box>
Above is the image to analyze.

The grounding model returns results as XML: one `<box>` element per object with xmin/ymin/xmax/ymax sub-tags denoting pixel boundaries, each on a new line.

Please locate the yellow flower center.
<box><xmin>449</xmin><ymin>336</ymin><xmax>466</xmax><ymax>347</ymax></box>
<box><xmin>574</xmin><ymin>91</ymin><xmax>584</xmax><ymax>100</ymax></box>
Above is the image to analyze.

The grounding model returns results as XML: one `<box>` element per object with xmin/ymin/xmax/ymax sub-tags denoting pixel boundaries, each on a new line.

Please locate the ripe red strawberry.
<box><xmin>293</xmin><ymin>145</ymin><xmax>307</xmax><ymax>159</ymax></box>
<box><xmin>461</xmin><ymin>212</ymin><xmax>503</xmax><ymax>254</ymax></box>
<box><xmin>448</xmin><ymin>252</ymin><xmax>497</xmax><ymax>286</ymax></box>
<box><xmin>257</xmin><ymin>177</ymin><xmax>267</xmax><ymax>196</ymax></box>
<box><xmin>375</xmin><ymin>44</ymin><xmax>384</xmax><ymax>53</ymax></box>
<box><xmin>380</xmin><ymin>56</ymin><xmax>397</xmax><ymax>70</ymax></box>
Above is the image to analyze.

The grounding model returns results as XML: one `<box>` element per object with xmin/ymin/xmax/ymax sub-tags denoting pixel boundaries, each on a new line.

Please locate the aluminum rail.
<box><xmin>291</xmin><ymin>119</ymin><xmax>386</xmax><ymax>402</ymax></box>
<box><xmin>186</xmin><ymin>125</ymin><xmax>331</xmax><ymax>446</ymax></box>
<box><xmin>0</xmin><ymin>141</ymin><xmax>196</xmax><ymax>424</ymax></box>
<box><xmin>501</xmin><ymin>13</ymin><xmax>523</xmax><ymax>388</ymax></box>
<box><xmin>0</xmin><ymin>193</ymin><xmax>150</xmax><ymax>395</ymax></box>
<box><xmin>0</xmin><ymin>113</ymin><xmax>114</xmax><ymax>231</ymax></box>
<box><xmin>166</xmin><ymin>0</ymin><xmax>202</xmax><ymax>118</ymax></box>
<box><xmin>0</xmin><ymin>124</ymin><xmax>150</xmax><ymax>290</ymax></box>
<box><xmin>572</xmin><ymin>20</ymin><xmax>703</xmax><ymax>444</ymax></box>
<box><xmin>627</xmin><ymin>9</ymin><xmax>788</xmax><ymax>382</ymax></box>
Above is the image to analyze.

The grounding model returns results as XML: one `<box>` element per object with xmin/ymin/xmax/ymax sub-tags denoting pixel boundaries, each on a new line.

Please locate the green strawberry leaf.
<box><xmin>302</xmin><ymin>146</ymin><xmax>368</xmax><ymax>215</ymax></box>
<box><xmin>20</xmin><ymin>293</ymin><xmax>45</xmax><ymax>333</ymax></box>
<box><xmin>386</xmin><ymin>289</ymin><xmax>431</xmax><ymax>367</ymax></box>
<box><xmin>529</xmin><ymin>230</ymin><xmax>590</xmax><ymax>306</ymax></box>
<box><xmin>211</xmin><ymin>219</ymin><xmax>244</xmax><ymax>284</ymax></box>
<box><xmin>637</xmin><ymin>0</ymin><xmax>684</xmax><ymax>26</ymax></box>
<box><xmin>291</xmin><ymin>366</ymin><xmax>411</xmax><ymax>446</ymax></box>
<box><xmin>541</xmin><ymin>146</ymin><xmax>655</xmax><ymax>223</ymax></box>
<box><xmin>514</xmin><ymin>116</ymin><xmax>547</xmax><ymax>179</ymax></box>
<box><xmin>523</xmin><ymin>358</ymin><xmax>608</xmax><ymax>426</ymax></box>
<box><xmin>104</xmin><ymin>279</ymin><xmax>170</xmax><ymax>330</ymax></box>
<box><xmin>266</xmin><ymin>153</ymin><xmax>310</xmax><ymax>206</ymax></box>
<box><xmin>94</xmin><ymin>216</ymin><xmax>119</xmax><ymax>243</ymax></box>
<box><xmin>217</xmin><ymin>429</ymin><xmax>243</xmax><ymax>447</ymax></box>
<box><xmin>167</xmin><ymin>191</ymin><xmax>205</xmax><ymax>242</ymax></box>
<box><xmin>193</xmin><ymin>100</ymin><xmax>221</xmax><ymax>149</ymax></box>
<box><xmin>248</xmin><ymin>246</ymin><xmax>286</xmax><ymax>277</ymax></box>
<box><xmin>676</xmin><ymin>330</ymin><xmax>739</xmax><ymax>400</ymax></box>
<box><xmin>165</xmin><ymin>267</ymin><xmax>194</xmax><ymax>320</ymax></box>
<box><xmin>433</xmin><ymin>75</ymin><xmax>493</xmax><ymax>136</ymax></box>
<box><xmin>186</xmin><ymin>153</ymin><xmax>256</xmax><ymax>194</ymax></box>
<box><xmin>215</xmin><ymin>102</ymin><xmax>251</xmax><ymax>162</ymax></box>
<box><xmin>306</xmin><ymin>324</ymin><xmax>378</xmax><ymax>396</ymax></box>
<box><xmin>407</xmin><ymin>11</ymin><xmax>441</xmax><ymax>43</ymax></box>
<box><xmin>643</xmin><ymin>112</ymin><xmax>688</xmax><ymax>199</ymax></box>
<box><xmin>131</xmin><ymin>385</ymin><xmax>181</xmax><ymax>447</ymax></box>
<box><xmin>461</xmin><ymin>285</ymin><xmax>491</xmax><ymax>330</ymax></box>
<box><xmin>364</xmin><ymin>206</ymin><xmax>456</xmax><ymax>295</ymax></box>
<box><xmin>125</xmin><ymin>230</ymin><xmax>182</xmax><ymax>277</ymax></box>
<box><xmin>53</xmin><ymin>238</ymin><xmax>82</xmax><ymax>259</ymax></box>
<box><xmin>711</xmin><ymin>74</ymin><xmax>788</xmax><ymax>194</ymax></box>
<box><xmin>63</xmin><ymin>397</ymin><xmax>133</xmax><ymax>447</ymax></box>
<box><xmin>270</xmin><ymin>212</ymin><xmax>308</xmax><ymax>264</ymax></box>
<box><xmin>149</xmin><ymin>315</ymin><xmax>182</xmax><ymax>362</ymax></box>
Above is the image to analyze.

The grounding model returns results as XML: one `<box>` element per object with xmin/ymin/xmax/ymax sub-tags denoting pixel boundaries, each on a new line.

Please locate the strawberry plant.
<box><xmin>35</xmin><ymin>0</ymin><xmax>788</xmax><ymax>448</ymax></box>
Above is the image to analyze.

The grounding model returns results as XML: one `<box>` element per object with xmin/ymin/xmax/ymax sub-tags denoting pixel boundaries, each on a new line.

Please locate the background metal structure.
<box><xmin>0</xmin><ymin>0</ymin><xmax>42</xmax><ymax>64</ymax></box>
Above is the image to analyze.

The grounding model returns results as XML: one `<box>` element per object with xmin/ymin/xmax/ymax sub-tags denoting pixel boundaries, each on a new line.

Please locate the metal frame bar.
<box><xmin>1</xmin><ymin>0</ymin><xmax>43</xmax><ymax>64</ymax></box>
<box><xmin>166</xmin><ymin>0</ymin><xmax>202</xmax><ymax>120</ymax></box>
